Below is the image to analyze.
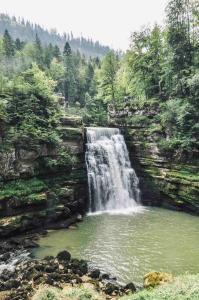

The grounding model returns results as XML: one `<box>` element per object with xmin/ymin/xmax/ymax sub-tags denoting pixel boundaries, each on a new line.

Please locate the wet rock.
<box><xmin>124</xmin><ymin>282</ymin><xmax>136</xmax><ymax>292</ymax></box>
<box><xmin>70</xmin><ymin>259</ymin><xmax>81</xmax><ymax>273</ymax></box>
<box><xmin>44</xmin><ymin>255</ymin><xmax>54</xmax><ymax>261</ymax></box>
<box><xmin>90</xmin><ymin>269</ymin><xmax>100</xmax><ymax>279</ymax></box>
<box><xmin>0</xmin><ymin>270</ymin><xmax>13</xmax><ymax>281</ymax></box>
<box><xmin>34</xmin><ymin>263</ymin><xmax>45</xmax><ymax>272</ymax></box>
<box><xmin>44</xmin><ymin>265</ymin><xmax>58</xmax><ymax>273</ymax></box>
<box><xmin>101</xmin><ymin>273</ymin><xmax>110</xmax><ymax>280</ymax></box>
<box><xmin>57</xmin><ymin>250</ymin><xmax>71</xmax><ymax>262</ymax></box>
<box><xmin>105</xmin><ymin>282</ymin><xmax>119</xmax><ymax>295</ymax></box>
<box><xmin>22</xmin><ymin>239</ymin><xmax>39</xmax><ymax>248</ymax></box>
<box><xmin>48</xmin><ymin>272</ymin><xmax>62</xmax><ymax>281</ymax></box>
<box><xmin>79</xmin><ymin>262</ymin><xmax>88</xmax><ymax>275</ymax></box>
<box><xmin>4</xmin><ymin>279</ymin><xmax>20</xmax><ymax>290</ymax></box>
<box><xmin>1</xmin><ymin>253</ymin><xmax>11</xmax><ymax>262</ymax></box>
<box><xmin>0</xmin><ymin>281</ymin><xmax>6</xmax><ymax>291</ymax></box>
<box><xmin>45</xmin><ymin>276</ymin><xmax>54</xmax><ymax>285</ymax></box>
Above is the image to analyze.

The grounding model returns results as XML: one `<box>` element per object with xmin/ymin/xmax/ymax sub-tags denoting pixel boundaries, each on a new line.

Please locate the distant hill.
<box><xmin>0</xmin><ymin>13</ymin><xmax>111</xmax><ymax>58</ymax></box>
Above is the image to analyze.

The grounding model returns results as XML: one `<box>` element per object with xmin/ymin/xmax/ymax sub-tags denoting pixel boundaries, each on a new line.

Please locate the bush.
<box><xmin>0</xmin><ymin>178</ymin><xmax>46</xmax><ymax>200</ymax></box>
<box><xmin>32</xmin><ymin>286</ymin><xmax>63</xmax><ymax>300</ymax></box>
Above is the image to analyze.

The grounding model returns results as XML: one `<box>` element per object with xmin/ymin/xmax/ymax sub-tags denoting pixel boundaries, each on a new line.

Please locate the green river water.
<box><xmin>34</xmin><ymin>207</ymin><xmax>199</xmax><ymax>284</ymax></box>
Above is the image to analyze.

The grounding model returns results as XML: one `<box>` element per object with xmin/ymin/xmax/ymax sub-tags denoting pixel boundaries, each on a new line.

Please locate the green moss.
<box><xmin>167</xmin><ymin>170</ymin><xmax>199</xmax><ymax>183</ymax></box>
<box><xmin>57</xmin><ymin>126</ymin><xmax>83</xmax><ymax>139</ymax></box>
<box><xmin>26</xmin><ymin>192</ymin><xmax>47</xmax><ymax>203</ymax></box>
<box><xmin>0</xmin><ymin>178</ymin><xmax>47</xmax><ymax>200</ymax></box>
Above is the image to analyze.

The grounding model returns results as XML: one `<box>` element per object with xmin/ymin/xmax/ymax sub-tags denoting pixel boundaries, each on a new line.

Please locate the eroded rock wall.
<box><xmin>109</xmin><ymin>104</ymin><xmax>199</xmax><ymax>215</ymax></box>
<box><xmin>0</xmin><ymin>115</ymin><xmax>88</xmax><ymax>237</ymax></box>
<box><xmin>124</xmin><ymin>128</ymin><xmax>199</xmax><ymax>214</ymax></box>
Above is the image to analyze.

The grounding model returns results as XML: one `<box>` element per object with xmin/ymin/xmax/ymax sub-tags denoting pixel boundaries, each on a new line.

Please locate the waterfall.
<box><xmin>86</xmin><ymin>127</ymin><xmax>141</xmax><ymax>213</ymax></box>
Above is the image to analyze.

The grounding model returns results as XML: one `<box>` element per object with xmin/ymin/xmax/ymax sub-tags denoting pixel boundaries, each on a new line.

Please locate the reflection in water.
<box><xmin>34</xmin><ymin>208</ymin><xmax>199</xmax><ymax>284</ymax></box>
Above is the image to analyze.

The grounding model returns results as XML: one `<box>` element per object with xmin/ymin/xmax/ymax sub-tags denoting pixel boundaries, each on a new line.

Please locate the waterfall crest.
<box><xmin>86</xmin><ymin>127</ymin><xmax>141</xmax><ymax>213</ymax></box>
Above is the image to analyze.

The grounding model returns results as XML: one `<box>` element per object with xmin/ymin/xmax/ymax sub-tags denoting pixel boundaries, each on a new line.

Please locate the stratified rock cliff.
<box><xmin>0</xmin><ymin>114</ymin><xmax>88</xmax><ymax>237</ymax></box>
<box><xmin>109</xmin><ymin>102</ymin><xmax>199</xmax><ymax>215</ymax></box>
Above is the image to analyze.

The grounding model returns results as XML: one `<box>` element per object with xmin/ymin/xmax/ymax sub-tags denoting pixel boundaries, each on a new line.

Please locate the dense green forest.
<box><xmin>0</xmin><ymin>0</ymin><xmax>199</xmax><ymax>161</ymax></box>
<box><xmin>0</xmin><ymin>13</ymin><xmax>111</xmax><ymax>58</ymax></box>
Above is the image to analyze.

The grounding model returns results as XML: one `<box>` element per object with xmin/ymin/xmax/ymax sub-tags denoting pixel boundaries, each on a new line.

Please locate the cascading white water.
<box><xmin>86</xmin><ymin>127</ymin><xmax>141</xmax><ymax>213</ymax></box>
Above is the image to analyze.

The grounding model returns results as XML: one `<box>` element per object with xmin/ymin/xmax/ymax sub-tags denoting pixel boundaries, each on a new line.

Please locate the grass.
<box><xmin>32</xmin><ymin>275</ymin><xmax>199</xmax><ymax>300</ymax></box>
<box><xmin>120</xmin><ymin>274</ymin><xmax>199</xmax><ymax>300</ymax></box>
<box><xmin>32</xmin><ymin>286</ymin><xmax>101</xmax><ymax>300</ymax></box>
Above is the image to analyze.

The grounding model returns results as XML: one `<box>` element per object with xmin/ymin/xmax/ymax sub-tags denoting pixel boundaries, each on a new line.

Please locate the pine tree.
<box><xmin>3</xmin><ymin>29</ymin><xmax>14</xmax><ymax>57</ymax></box>
<box><xmin>34</xmin><ymin>34</ymin><xmax>43</xmax><ymax>66</ymax></box>
<box><xmin>99</xmin><ymin>51</ymin><xmax>119</xmax><ymax>102</ymax></box>
<box><xmin>15</xmin><ymin>38</ymin><xmax>24</xmax><ymax>51</ymax></box>
<box><xmin>63</xmin><ymin>42</ymin><xmax>77</xmax><ymax>104</ymax></box>
<box><xmin>53</xmin><ymin>45</ymin><xmax>61</xmax><ymax>61</ymax></box>
<box><xmin>63</xmin><ymin>42</ymin><xmax>72</xmax><ymax>56</ymax></box>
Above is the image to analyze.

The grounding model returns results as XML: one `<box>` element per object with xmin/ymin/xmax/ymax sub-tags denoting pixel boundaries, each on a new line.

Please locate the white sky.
<box><xmin>0</xmin><ymin>0</ymin><xmax>168</xmax><ymax>50</ymax></box>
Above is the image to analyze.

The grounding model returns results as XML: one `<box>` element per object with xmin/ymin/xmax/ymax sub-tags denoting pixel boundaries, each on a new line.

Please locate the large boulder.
<box><xmin>124</xmin><ymin>282</ymin><xmax>136</xmax><ymax>292</ymax></box>
<box><xmin>89</xmin><ymin>269</ymin><xmax>100</xmax><ymax>279</ymax></box>
<box><xmin>57</xmin><ymin>250</ymin><xmax>71</xmax><ymax>262</ymax></box>
<box><xmin>144</xmin><ymin>271</ymin><xmax>173</xmax><ymax>288</ymax></box>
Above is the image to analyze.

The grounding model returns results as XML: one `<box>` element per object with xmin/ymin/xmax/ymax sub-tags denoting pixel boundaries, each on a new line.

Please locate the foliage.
<box><xmin>103</xmin><ymin>0</ymin><xmax>199</xmax><ymax>159</ymax></box>
<box><xmin>83</xmin><ymin>95</ymin><xmax>108</xmax><ymax>125</ymax></box>
<box><xmin>0</xmin><ymin>0</ymin><xmax>199</xmax><ymax>161</ymax></box>
<box><xmin>44</xmin><ymin>147</ymin><xmax>78</xmax><ymax>170</ymax></box>
<box><xmin>98</xmin><ymin>51</ymin><xmax>119</xmax><ymax>102</ymax></box>
<box><xmin>0</xmin><ymin>178</ymin><xmax>46</xmax><ymax>200</ymax></box>
<box><xmin>5</xmin><ymin>63</ymin><xmax>59</xmax><ymax>143</ymax></box>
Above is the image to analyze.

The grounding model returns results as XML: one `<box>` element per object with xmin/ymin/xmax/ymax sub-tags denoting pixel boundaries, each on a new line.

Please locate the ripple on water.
<box><xmin>33</xmin><ymin>207</ymin><xmax>199</xmax><ymax>285</ymax></box>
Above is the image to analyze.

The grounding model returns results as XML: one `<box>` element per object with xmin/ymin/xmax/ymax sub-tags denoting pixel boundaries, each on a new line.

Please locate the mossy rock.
<box><xmin>144</xmin><ymin>271</ymin><xmax>173</xmax><ymax>288</ymax></box>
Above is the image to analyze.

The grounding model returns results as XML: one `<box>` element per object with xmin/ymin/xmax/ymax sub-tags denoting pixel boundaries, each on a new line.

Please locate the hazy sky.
<box><xmin>0</xmin><ymin>0</ymin><xmax>168</xmax><ymax>50</ymax></box>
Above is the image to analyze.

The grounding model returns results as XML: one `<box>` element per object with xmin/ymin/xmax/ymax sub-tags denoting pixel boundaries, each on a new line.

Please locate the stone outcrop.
<box><xmin>0</xmin><ymin>114</ymin><xmax>88</xmax><ymax>237</ymax></box>
<box><xmin>109</xmin><ymin>104</ymin><xmax>199</xmax><ymax>215</ymax></box>
<box><xmin>124</xmin><ymin>127</ymin><xmax>199</xmax><ymax>214</ymax></box>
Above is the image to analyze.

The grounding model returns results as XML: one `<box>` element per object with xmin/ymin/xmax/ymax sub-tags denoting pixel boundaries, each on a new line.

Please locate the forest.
<box><xmin>0</xmin><ymin>13</ymin><xmax>111</xmax><ymax>58</ymax></box>
<box><xmin>0</xmin><ymin>0</ymin><xmax>198</xmax><ymax>162</ymax></box>
<box><xmin>0</xmin><ymin>0</ymin><xmax>199</xmax><ymax>299</ymax></box>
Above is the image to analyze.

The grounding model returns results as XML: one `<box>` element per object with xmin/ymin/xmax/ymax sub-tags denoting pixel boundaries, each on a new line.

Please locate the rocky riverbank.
<box><xmin>0</xmin><ymin>237</ymin><xmax>137</xmax><ymax>300</ymax></box>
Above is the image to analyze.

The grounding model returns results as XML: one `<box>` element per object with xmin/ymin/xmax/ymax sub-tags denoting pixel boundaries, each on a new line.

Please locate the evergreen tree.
<box><xmin>15</xmin><ymin>38</ymin><xmax>24</xmax><ymax>51</ymax></box>
<box><xmin>63</xmin><ymin>42</ymin><xmax>77</xmax><ymax>104</ymax></box>
<box><xmin>63</xmin><ymin>42</ymin><xmax>72</xmax><ymax>56</ymax></box>
<box><xmin>53</xmin><ymin>45</ymin><xmax>61</xmax><ymax>61</ymax></box>
<box><xmin>3</xmin><ymin>29</ymin><xmax>15</xmax><ymax>57</ymax></box>
<box><xmin>34</xmin><ymin>34</ymin><xmax>43</xmax><ymax>66</ymax></box>
<box><xmin>99</xmin><ymin>51</ymin><xmax>119</xmax><ymax>102</ymax></box>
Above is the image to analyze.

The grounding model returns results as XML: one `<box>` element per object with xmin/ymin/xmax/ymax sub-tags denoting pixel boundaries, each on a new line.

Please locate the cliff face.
<box><xmin>109</xmin><ymin>105</ymin><xmax>199</xmax><ymax>215</ymax></box>
<box><xmin>0</xmin><ymin>115</ymin><xmax>88</xmax><ymax>237</ymax></box>
<box><xmin>125</xmin><ymin>128</ymin><xmax>199</xmax><ymax>214</ymax></box>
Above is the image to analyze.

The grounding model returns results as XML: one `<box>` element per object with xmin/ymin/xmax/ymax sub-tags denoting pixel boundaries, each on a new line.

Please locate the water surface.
<box><xmin>34</xmin><ymin>208</ymin><xmax>199</xmax><ymax>284</ymax></box>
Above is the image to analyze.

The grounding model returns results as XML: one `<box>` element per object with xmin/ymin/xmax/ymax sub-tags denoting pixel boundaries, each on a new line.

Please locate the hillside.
<box><xmin>0</xmin><ymin>13</ymin><xmax>111</xmax><ymax>58</ymax></box>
